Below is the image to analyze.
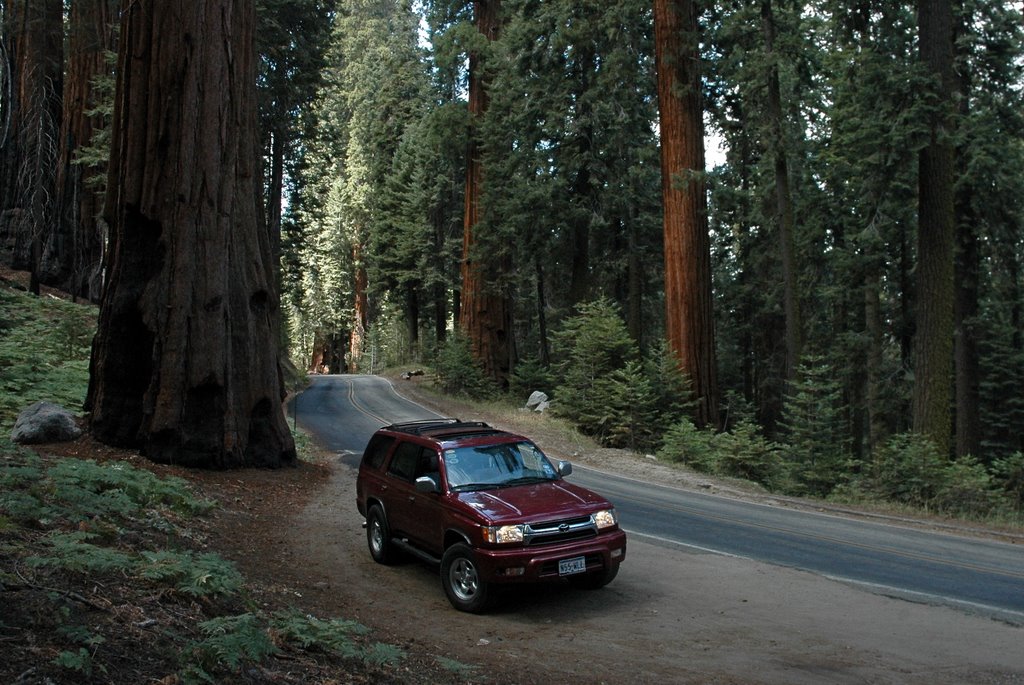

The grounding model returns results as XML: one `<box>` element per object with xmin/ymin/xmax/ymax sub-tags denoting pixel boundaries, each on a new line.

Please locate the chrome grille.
<box><xmin>524</xmin><ymin>515</ymin><xmax>597</xmax><ymax>546</ymax></box>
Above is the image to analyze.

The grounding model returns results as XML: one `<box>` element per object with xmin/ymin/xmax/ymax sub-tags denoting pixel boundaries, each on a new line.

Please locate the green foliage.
<box><xmin>657</xmin><ymin>417</ymin><xmax>719</xmax><ymax>474</ymax></box>
<box><xmin>552</xmin><ymin>299</ymin><xmax>642</xmax><ymax>445</ymax></box>
<box><xmin>137</xmin><ymin>550</ymin><xmax>244</xmax><ymax>598</ymax></box>
<box><xmin>28</xmin><ymin>531</ymin><xmax>135</xmax><ymax>574</ymax></box>
<box><xmin>778</xmin><ymin>354</ymin><xmax>851</xmax><ymax>496</ymax></box>
<box><xmin>434</xmin><ymin>333</ymin><xmax>496</xmax><ymax>399</ymax></box>
<box><xmin>658</xmin><ymin>418</ymin><xmax>786</xmax><ymax>490</ymax></box>
<box><xmin>0</xmin><ymin>455</ymin><xmax>213</xmax><ymax>530</ymax></box>
<box><xmin>712</xmin><ymin>421</ymin><xmax>788</xmax><ymax>490</ymax></box>
<box><xmin>183</xmin><ymin>614</ymin><xmax>279</xmax><ymax>682</ymax></box>
<box><xmin>0</xmin><ymin>288</ymin><xmax>94</xmax><ymax>426</ymax></box>
<box><xmin>509</xmin><ymin>357</ymin><xmax>554</xmax><ymax>400</ymax></box>
<box><xmin>271</xmin><ymin>610</ymin><xmax>368</xmax><ymax>657</ymax></box>
<box><xmin>435</xmin><ymin>655</ymin><xmax>478</xmax><ymax>677</ymax></box>
<box><xmin>54</xmin><ymin>647</ymin><xmax>98</xmax><ymax>677</ymax></box>
<box><xmin>991</xmin><ymin>452</ymin><xmax>1024</xmax><ymax>514</ymax></box>
<box><xmin>362</xmin><ymin>642</ymin><xmax>406</xmax><ymax>667</ymax></box>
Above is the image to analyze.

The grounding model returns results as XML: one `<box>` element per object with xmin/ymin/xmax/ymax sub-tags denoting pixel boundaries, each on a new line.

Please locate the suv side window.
<box><xmin>362</xmin><ymin>434</ymin><xmax>395</xmax><ymax>470</ymax></box>
<box><xmin>388</xmin><ymin>441</ymin><xmax>421</xmax><ymax>481</ymax></box>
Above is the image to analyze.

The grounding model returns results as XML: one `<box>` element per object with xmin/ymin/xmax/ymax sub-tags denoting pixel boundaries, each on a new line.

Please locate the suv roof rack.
<box><xmin>386</xmin><ymin>418</ymin><xmax>493</xmax><ymax>436</ymax></box>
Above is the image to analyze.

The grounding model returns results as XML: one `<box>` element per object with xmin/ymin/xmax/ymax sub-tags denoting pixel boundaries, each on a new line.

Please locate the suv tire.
<box><xmin>441</xmin><ymin>543</ymin><xmax>491</xmax><ymax>613</ymax></box>
<box><xmin>366</xmin><ymin>505</ymin><xmax>395</xmax><ymax>564</ymax></box>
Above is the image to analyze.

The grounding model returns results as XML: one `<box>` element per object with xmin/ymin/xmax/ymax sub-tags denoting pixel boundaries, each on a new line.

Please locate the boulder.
<box><xmin>10</xmin><ymin>401</ymin><xmax>83</xmax><ymax>444</ymax></box>
<box><xmin>525</xmin><ymin>391</ymin><xmax>550</xmax><ymax>412</ymax></box>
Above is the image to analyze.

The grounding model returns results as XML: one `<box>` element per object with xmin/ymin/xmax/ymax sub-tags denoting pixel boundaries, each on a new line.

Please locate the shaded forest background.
<box><xmin>2</xmin><ymin>0</ymin><xmax>1023</xmax><ymax>518</ymax></box>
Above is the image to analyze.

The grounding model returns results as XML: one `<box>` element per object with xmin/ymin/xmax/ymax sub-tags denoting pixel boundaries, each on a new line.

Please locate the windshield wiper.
<box><xmin>503</xmin><ymin>476</ymin><xmax>551</xmax><ymax>487</ymax></box>
<box><xmin>451</xmin><ymin>482</ymin><xmax>501</xmax><ymax>492</ymax></box>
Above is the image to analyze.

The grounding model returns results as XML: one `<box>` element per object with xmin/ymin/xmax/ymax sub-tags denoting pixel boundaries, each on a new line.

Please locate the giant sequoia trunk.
<box><xmin>55</xmin><ymin>0</ymin><xmax>117</xmax><ymax>301</ymax></box>
<box><xmin>86</xmin><ymin>0</ymin><xmax>296</xmax><ymax>469</ymax></box>
<box><xmin>460</xmin><ymin>0</ymin><xmax>511</xmax><ymax>386</ymax></box>
<box><xmin>0</xmin><ymin>0</ymin><xmax>63</xmax><ymax>294</ymax></box>
<box><xmin>654</xmin><ymin>0</ymin><xmax>719</xmax><ymax>427</ymax></box>
<box><xmin>913</xmin><ymin>0</ymin><xmax>956</xmax><ymax>455</ymax></box>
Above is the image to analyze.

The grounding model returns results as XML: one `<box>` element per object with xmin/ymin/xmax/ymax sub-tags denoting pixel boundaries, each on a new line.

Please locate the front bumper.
<box><xmin>472</xmin><ymin>529</ymin><xmax>627</xmax><ymax>583</ymax></box>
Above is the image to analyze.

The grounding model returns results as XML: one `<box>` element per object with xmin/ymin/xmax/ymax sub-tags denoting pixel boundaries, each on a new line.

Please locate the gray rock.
<box><xmin>525</xmin><ymin>391</ymin><xmax>548</xmax><ymax>409</ymax></box>
<box><xmin>10</xmin><ymin>401</ymin><xmax>83</xmax><ymax>444</ymax></box>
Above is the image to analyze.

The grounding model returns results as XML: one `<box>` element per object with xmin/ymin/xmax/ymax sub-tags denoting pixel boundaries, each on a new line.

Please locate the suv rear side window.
<box><xmin>388</xmin><ymin>441</ymin><xmax>422</xmax><ymax>481</ymax></box>
<box><xmin>362</xmin><ymin>434</ymin><xmax>395</xmax><ymax>470</ymax></box>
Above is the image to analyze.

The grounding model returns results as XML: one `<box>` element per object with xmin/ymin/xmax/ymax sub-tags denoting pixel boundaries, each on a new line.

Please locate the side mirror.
<box><xmin>415</xmin><ymin>475</ymin><xmax>440</xmax><ymax>494</ymax></box>
<box><xmin>557</xmin><ymin>460</ymin><xmax>573</xmax><ymax>477</ymax></box>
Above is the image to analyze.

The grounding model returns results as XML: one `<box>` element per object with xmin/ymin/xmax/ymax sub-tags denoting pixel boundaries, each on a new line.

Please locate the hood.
<box><xmin>454</xmin><ymin>479</ymin><xmax>610</xmax><ymax>524</ymax></box>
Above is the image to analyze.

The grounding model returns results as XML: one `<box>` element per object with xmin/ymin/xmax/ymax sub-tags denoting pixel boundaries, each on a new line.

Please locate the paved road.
<box><xmin>293</xmin><ymin>374</ymin><xmax>1024</xmax><ymax>625</ymax></box>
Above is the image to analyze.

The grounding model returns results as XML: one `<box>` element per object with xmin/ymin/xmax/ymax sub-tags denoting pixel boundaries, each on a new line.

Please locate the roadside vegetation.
<box><xmin>432</xmin><ymin>298</ymin><xmax>1024</xmax><ymax>527</ymax></box>
<box><xmin>0</xmin><ymin>283</ymin><xmax>468</xmax><ymax>683</ymax></box>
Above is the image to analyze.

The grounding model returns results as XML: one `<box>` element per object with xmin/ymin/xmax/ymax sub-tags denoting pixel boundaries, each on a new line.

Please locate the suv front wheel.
<box><xmin>366</xmin><ymin>505</ymin><xmax>395</xmax><ymax>564</ymax></box>
<box><xmin>441</xmin><ymin>543</ymin><xmax>491</xmax><ymax>613</ymax></box>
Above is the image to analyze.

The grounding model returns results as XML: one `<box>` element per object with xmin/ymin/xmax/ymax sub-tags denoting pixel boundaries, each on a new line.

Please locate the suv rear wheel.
<box><xmin>366</xmin><ymin>505</ymin><xmax>395</xmax><ymax>564</ymax></box>
<box><xmin>441</xmin><ymin>543</ymin><xmax>491</xmax><ymax>613</ymax></box>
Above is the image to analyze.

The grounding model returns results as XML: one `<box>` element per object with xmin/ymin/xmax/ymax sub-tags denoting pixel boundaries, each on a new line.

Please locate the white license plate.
<box><xmin>558</xmin><ymin>556</ymin><xmax>586</xmax><ymax>576</ymax></box>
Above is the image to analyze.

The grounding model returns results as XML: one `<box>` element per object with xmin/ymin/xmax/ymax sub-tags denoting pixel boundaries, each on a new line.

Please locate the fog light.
<box><xmin>499</xmin><ymin>567</ymin><xmax>525</xmax><ymax>577</ymax></box>
<box><xmin>611</xmin><ymin>548</ymin><xmax>623</xmax><ymax>559</ymax></box>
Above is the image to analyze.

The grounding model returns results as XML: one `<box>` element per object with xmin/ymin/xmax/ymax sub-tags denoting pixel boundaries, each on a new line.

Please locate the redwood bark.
<box><xmin>460</xmin><ymin>0</ymin><xmax>510</xmax><ymax>386</ymax></box>
<box><xmin>86</xmin><ymin>0</ymin><xmax>296</xmax><ymax>468</ymax></box>
<box><xmin>653</xmin><ymin>0</ymin><xmax>719</xmax><ymax>427</ymax></box>
<box><xmin>0</xmin><ymin>0</ymin><xmax>63</xmax><ymax>294</ymax></box>
<box><xmin>54</xmin><ymin>0</ymin><xmax>117</xmax><ymax>301</ymax></box>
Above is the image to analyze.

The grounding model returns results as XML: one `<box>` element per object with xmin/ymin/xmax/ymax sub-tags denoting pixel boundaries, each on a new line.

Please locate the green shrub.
<box><xmin>778</xmin><ymin>354</ymin><xmax>850</xmax><ymax>496</ymax></box>
<box><xmin>137</xmin><ymin>550</ymin><xmax>244</xmax><ymax>597</ymax></box>
<box><xmin>509</xmin><ymin>356</ymin><xmax>553</xmax><ymax>400</ymax></box>
<box><xmin>934</xmin><ymin>455</ymin><xmax>998</xmax><ymax>518</ymax></box>
<box><xmin>433</xmin><ymin>332</ymin><xmax>496</xmax><ymax>399</ymax></box>
<box><xmin>182</xmin><ymin>614</ymin><xmax>278</xmax><ymax>683</ymax></box>
<box><xmin>991</xmin><ymin>452</ymin><xmax>1024</xmax><ymax>514</ymax></box>
<box><xmin>862</xmin><ymin>433</ymin><xmax>947</xmax><ymax>507</ymax></box>
<box><xmin>712</xmin><ymin>420</ymin><xmax>787</xmax><ymax>490</ymax></box>
<box><xmin>552</xmin><ymin>298</ymin><xmax>647</xmax><ymax>446</ymax></box>
<box><xmin>657</xmin><ymin>417</ymin><xmax>718</xmax><ymax>473</ymax></box>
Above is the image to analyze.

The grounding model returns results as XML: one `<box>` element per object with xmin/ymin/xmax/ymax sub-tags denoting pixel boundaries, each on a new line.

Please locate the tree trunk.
<box><xmin>953</xmin><ymin>4</ymin><xmax>979</xmax><ymax>459</ymax></box>
<box><xmin>654</xmin><ymin>0</ymin><xmax>719</xmax><ymax>428</ymax></box>
<box><xmin>86</xmin><ymin>0</ymin><xmax>296</xmax><ymax>469</ymax></box>
<box><xmin>460</xmin><ymin>0</ymin><xmax>511</xmax><ymax>387</ymax></box>
<box><xmin>761</xmin><ymin>0</ymin><xmax>802</xmax><ymax>381</ymax></box>
<box><xmin>864</xmin><ymin>265</ymin><xmax>886</xmax><ymax>455</ymax></box>
<box><xmin>351</xmin><ymin>241</ymin><xmax>369</xmax><ymax>373</ymax></box>
<box><xmin>912</xmin><ymin>0</ymin><xmax>956</xmax><ymax>456</ymax></box>
<box><xmin>55</xmin><ymin>0</ymin><xmax>117</xmax><ymax>302</ymax></box>
<box><xmin>1</xmin><ymin>0</ymin><xmax>63</xmax><ymax>295</ymax></box>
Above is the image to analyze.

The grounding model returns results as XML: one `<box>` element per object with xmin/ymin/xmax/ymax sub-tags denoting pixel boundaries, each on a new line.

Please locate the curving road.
<box><xmin>292</xmin><ymin>374</ymin><xmax>1024</xmax><ymax>626</ymax></box>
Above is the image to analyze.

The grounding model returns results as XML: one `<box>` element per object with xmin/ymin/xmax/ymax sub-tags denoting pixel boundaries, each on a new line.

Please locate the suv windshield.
<box><xmin>444</xmin><ymin>441</ymin><xmax>559</xmax><ymax>491</ymax></box>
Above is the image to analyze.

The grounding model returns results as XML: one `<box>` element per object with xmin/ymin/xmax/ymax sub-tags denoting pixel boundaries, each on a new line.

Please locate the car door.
<box><xmin>384</xmin><ymin>442</ymin><xmax>443</xmax><ymax>551</ymax></box>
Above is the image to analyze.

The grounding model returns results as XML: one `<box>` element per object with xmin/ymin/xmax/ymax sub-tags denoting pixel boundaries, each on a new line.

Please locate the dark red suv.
<box><xmin>356</xmin><ymin>419</ymin><xmax>627</xmax><ymax>612</ymax></box>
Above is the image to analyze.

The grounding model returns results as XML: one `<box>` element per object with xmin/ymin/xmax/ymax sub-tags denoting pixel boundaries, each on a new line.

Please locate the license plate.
<box><xmin>558</xmin><ymin>556</ymin><xmax>586</xmax><ymax>576</ymax></box>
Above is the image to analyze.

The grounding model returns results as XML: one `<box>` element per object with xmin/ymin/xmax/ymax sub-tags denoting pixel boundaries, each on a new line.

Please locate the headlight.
<box><xmin>593</xmin><ymin>509</ymin><xmax>617</xmax><ymax>529</ymax></box>
<box><xmin>484</xmin><ymin>524</ymin><xmax>525</xmax><ymax>544</ymax></box>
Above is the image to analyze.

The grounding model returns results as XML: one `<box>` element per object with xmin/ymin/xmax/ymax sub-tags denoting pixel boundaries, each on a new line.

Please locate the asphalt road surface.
<box><xmin>292</xmin><ymin>374</ymin><xmax>1024</xmax><ymax>626</ymax></box>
